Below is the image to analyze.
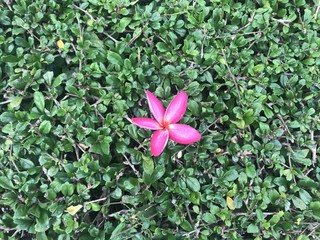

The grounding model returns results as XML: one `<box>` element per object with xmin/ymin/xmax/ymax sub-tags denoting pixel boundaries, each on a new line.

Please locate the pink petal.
<box><xmin>164</xmin><ymin>91</ymin><xmax>188</xmax><ymax>124</ymax></box>
<box><xmin>168</xmin><ymin>124</ymin><xmax>201</xmax><ymax>144</ymax></box>
<box><xmin>131</xmin><ymin>118</ymin><xmax>163</xmax><ymax>130</ymax></box>
<box><xmin>146</xmin><ymin>90</ymin><xmax>165</xmax><ymax>125</ymax></box>
<box><xmin>150</xmin><ymin>129</ymin><xmax>169</xmax><ymax>156</ymax></box>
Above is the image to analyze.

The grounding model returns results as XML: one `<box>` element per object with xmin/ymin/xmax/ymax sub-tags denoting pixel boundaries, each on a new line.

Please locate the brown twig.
<box><xmin>122</xmin><ymin>154</ymin><xmax>141</xmax><ymax>178</ymax></box>
<box><xmin>277</xmin><ymin>114</ymin><xmax>294</xmax><ymax>143</ymax></box>
<box><xmin>72</xmin><ymin>4</ymin><xmax>118</xmax><ymax>43</ymax></box>
<box><xmin>310</xmin><ymin>129</ymin><xmax>317</xmax><ymax>167</ymax></box>
<box><xmin>315</xmin><ymin>0</ymin><xmax>320</xmax><ymax>19</ymax></box>
<box><xmin>221</xmin><ymin>49</ymin><xmax>243</xmax><ymax>107</ymax></box>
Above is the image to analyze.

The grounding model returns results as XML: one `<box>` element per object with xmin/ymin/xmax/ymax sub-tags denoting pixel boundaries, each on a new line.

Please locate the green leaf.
<box><xmin>14</xmin><ymin>217</ymin><xmax>33</xmax><ymax>231</ymax></box>
<box><xmin>9</xmin><ymin>96</ymin><xmax>23</xmax><ymax>108</ymax></box>
<box><xmin>292</xmin><ymin>149</ymin><xmax>311</xmax><ymax>166</ymax></box>
<box><xmin>310</xmin><ymin>202</ymin><xmax>320</xmax><ymax>219</ymax></box>
<box><xmin>39</xmin><ymin>120</ymin><xmax>52</xmax><ymax>134</ymax></box>
<box><xmin>247</xmin><ymin>223</ymin><xmax>259</xmax><ymax>233</ymax></box>
<box><xmin>180</xmin><ymin>220</ymin><xmax>193</xmax><ymax>231</ymax></box>
<box><xmin>107</xmin><ymin>51</ymin><xmax>123</xmax><ymax>65</ymax></box>
<box><xmin>143</xmin><ymin>165</ymin><xmax>165</xmax><ymax>185</ymax></box>
<box><xmin>61</xmin><ymin>182</ymin><xmax>74</xmax><ymax>196</ymax></box>
<box><xmin>142</xmin><ymin>156</ymin><xmax>154</xmax><ymax>175</ymax></box>
<box><xmin>34</xmin><ymin>91</ymin><xmax>45</xmax><ymax>112</ymax></box>
<box><xmin>246</xmin><ymin>164</ymin><xmax>256</xmax><ymax>178</ymax></box>
<box><xmin>118</xmin><ymin>177</ymin><xmax>140</xmax><ymax>194</ymax></box>
<box><xmin>292</xmin><ymin>196</ymin><xmax>306</xmax><ymax>210</ymax></box>
<box><xmin>213</xmin><ymin>102</ymin><xmax>226</xmax><ymax>112</ymax></box>
<box><xmin>101</xmin><ymin>140</ymin><xmax>111</xmax><ymax>155</ymax></box>
<box><xmin>223</xmin><ymin>169</ymin><xmax>239</xmax><ymax>182</ymax></box>
<box><xmin>0</xmin><ymin>176</ymin><xmax>15</xmax><ymax>190</ymax></box>
<box><xmin>36</xmin><ymin>232</ymin><xmax>48</xmax><ymax>240</ymax></box>
<box><xmin>202</xmin><ymin>212</ymin><xmax>216</xmax><ymax>224</ymax></box>
<box><xmin>188</xmin><ymin>100</ymin><xmax>200</xmax><ymax>116</ymax></box>
<box><xmin>111</xmin><ymin>222</ymin><xmax>126</xmax><ymax>239</ymax></box>
<box><xmin>1</xmin><ymin>55</ymin><xmax>19</xmax><ymax>63</ymax></box>
<box><xmin>52</xmin><ymin>73</ymin><xmax>66</xmax><ymax>88</ymax></box>
<box><xmin>156</xmin><ymin>42</ymin><xmax>170</xmax><ymax>52</ymax></box>
<box><xmin>0</xmin><ymin>112</ymin><xmax>15</xmax><ymax>123</ymax></box>
<box><xmin>15</xmin><ymin>37</ymin><xmax>29</xmax><ymax>47</ymax></box>
<box><xmin>35</xmin><ymin>210</ymin><xmax>49</xmax><ymax>232</ymax></box>
<box><xmin>117</xmin><ymin>17</ymin><xmax>131</xmax><ymax>32</ymax></box>
<box><xmin>152</xmin><ymin>165</ymin><xmax>166</xmax><ymax>182</ymax></box>
<box><xmin>151</xmin><ymin>54</ymin><xmax>161</xmax><ymax>69</ymax></box>
<box><xmin>253</xmin><ymin>64</ymin><xmax>265</xmax><ymax>74</ymax></box>
<box><xmin>299</xmin><ymin>189</ymin><xmax>312</xmax><ymax>204</ymax></box>
<box><xmin>268</xmin><ymin>211</ymin><xmax>284</xmax><ymax>226</ymax></box>
<box><xmin>186</xmin><ymin>177</ymin><xmax>200</xmax><ymax>192</ymax></box>
<box><xmin>243</xmin><ymin>109</ymin><xmax>256</xmax><ymax>125</ymax></box>
<box><xmin>19</xmin><ymin>158</ymin><xmax>35</xmax><ymax>169</ymax></box>
<box><xmin>43</xmin><ymin>71</ymin><xmax>54</xmax><ymax>85</ymax></box>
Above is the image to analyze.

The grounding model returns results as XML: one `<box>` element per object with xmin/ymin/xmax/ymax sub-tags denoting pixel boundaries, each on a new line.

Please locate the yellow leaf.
<box><xmin>226</xmin><ymin>196</ymin><xmax>235</xmax><ymax>210</ymax></box>
<box><xmin>56</xmin><ymin>39</ymin><xmax>65</xmax><ymax>49</ymax></box>
<box><xmin>296</xmin><ymin>218</ymin><xmax>301</xmax><ymax>225</ymax></box>
<box><xmin>66</xmin><ymin>205</ymin><xmax>82</xmax><ymax>215</ymax></box>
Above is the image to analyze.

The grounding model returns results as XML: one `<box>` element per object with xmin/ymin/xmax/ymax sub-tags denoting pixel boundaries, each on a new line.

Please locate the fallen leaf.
<box><xmin>57</xmin><ymin>39</ymin><xmax>65</xmax><ymax>49</ymax></box>
<box><xmin>66</xmin><ymin>205</ymin><xmax>82</xmax><ymax>215</ymax></box>
<box><xmin>227</xmin><ymin>196</ymin><xmax>235</xmax><ymax>210</ymax></box>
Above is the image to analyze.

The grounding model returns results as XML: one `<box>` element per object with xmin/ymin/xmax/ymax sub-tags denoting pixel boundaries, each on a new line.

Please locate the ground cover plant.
<box><xmin>0</xmin><ymin>0</ymin><xmax>320</xmax><ymax>239</ymax></box>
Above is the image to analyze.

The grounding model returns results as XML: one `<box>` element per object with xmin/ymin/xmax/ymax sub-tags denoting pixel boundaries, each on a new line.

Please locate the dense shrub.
<box><xmin>0</xmin><ymin>0</ymin><xmax>320</xmax><ymax>239</ymax></box>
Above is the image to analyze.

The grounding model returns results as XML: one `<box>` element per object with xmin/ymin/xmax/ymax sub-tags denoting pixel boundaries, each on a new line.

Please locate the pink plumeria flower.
<box><xmin>131</xmin><ymin>90</ymin><xmax>201</xmax><ymax>156</ymax></box>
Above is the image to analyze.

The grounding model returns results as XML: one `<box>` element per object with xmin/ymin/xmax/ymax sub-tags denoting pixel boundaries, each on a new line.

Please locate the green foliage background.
<box><xmin>1</xmin><ymin>0</ymin><xmax>320</xmax><ymax>239</ymax></box>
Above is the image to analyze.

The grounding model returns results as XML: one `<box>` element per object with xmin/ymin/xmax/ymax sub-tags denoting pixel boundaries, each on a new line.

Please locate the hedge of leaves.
<box><xmin>1</xmin><ymin>0</ymin><xmax>320</xmax><ymax>239</ymax></box>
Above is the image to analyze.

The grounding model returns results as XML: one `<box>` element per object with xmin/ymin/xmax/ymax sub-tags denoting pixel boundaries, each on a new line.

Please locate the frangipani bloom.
<box><xmin>131</xmin><ymin>90</ymin><xmax>201</xmax><ymax>156</ymax></box>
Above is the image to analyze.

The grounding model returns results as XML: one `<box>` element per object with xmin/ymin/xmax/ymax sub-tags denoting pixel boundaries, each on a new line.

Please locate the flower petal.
<box><xmin>168</xmin><ymin>124</ymin><xmax>201</xmax><ymax>144</ymax></box>
<box><xmin>164</xmin><ymin>91</ymin><xmax>188</xmax><ymax>124</ymax></box>
<box><xmin>151</xmin><ymin>129</ymin><xmax>169</xmax><ymax>156</ymax></box>
<box><xmin>146</xmin><ymin>90</ymin><xmax>165</xmax><ymax>125</ymax></box>
<box><xmin>131</xmin><ymin>118</ymin><xmax>163</xmax><ymax>130</ymax></box>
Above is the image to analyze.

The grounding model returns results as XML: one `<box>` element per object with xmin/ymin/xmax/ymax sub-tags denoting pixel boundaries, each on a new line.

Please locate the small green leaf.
<box><xmin>117</xmin><ymin>17</ymin><xmax>131</xmax><ymax>32</ymax></box>
<box><xmin>247</xmin><ymin>223</ymin><xmax>259</xmax><ymax>233</ymax></box>
<box><xmin>310</xmin><ymin>202</ymin><xmax>320</xmax><ymax>219</ymax></box>
<box><xmin>9</xmin><ymin>96</ymin><xmax>23</xmax><ymax>108</ymax></box>
<box><xmin>52</xmin><ymin>73</ymin><xmax>66</xmax><ymax>88</ymax></box>
<box><xmin>299</xmin><ymin>189</ymin><xmax>312</xmax><ymax>204</ymax></box>
<box><xmin>186</xmin><ymin>177</ymin><xmax>200</xmax><ymax>192</ymax></box>
<box><xmin>180</xmin><ymin>220</ymin><xmax>193</xmax><ymax>231</ymax></box>
<box><xmin>143</xmin><ymin>156</ymin><xmax>154</xmax><ymax>175</ymax></box>
<box><xmin>43</xmin><ymin>71</ymin><xmax>54</xmax><ymax>85</ymax></box>
<box><xmin>213</xmin><ymin>102</ymin><xmax>226</xmax><ymax>112</ymax></box>
<box><xmin>156</xmin><ymin>42</ymin><xmax>170</xmax><ymax>52</ymax></box>
<box><xmin>188</xmin><ymin>100</ymin><xmax>200</xmax><ymax>116</ymax></box>
<box><xmin>34</xmin><ymin>91</ymin><xmax>45</xmax><ymax>112</ymax></box>
<box><xmin>107</xmin><ymin>51</ymin><xmax>123</xmax><ymax>65</ymax></box>
<box><xmin>268</xmin><ymin>211</ymin><xmax>284</xmax><ymax>226</ymax></box>
<box><xmin>0</xmin><ymin>176</ymin><xmax>15</xmax><ymax>190</ymax></box>
<box><xmin>292</xmin><ymin>149</ymin><xmax>311</xmax><ymax>166</ymax></box>
<box><xmin>35</xmin><ymin>210</ymin><xmax>49</xmax><ymax>232</ymax></box>
<box><xmin>151</xmin><ymin>54</ymin><xmax>161</xmax><ymax>69</ymax></box>
<box><xmin>202</xmin><ymin>212</ymin><xmax>216</xmax><ymax>224</ymax></box>
<box><xmin>292</xmin><ymin>196</ymin><xmax>306</xmax><ymax>210</ymax></box>
<box><xmin>253</xmin><ymin>64</ymin><xmax>265</xmax><ymax>74</ymax></box>
<box><xmin>39</xmin><ymin>120</ymin><xmax>52</xmax><ymax>134</ymax></box>
<box><xmin>111</xmin><ymin>222</ymin><xmax>126</xmax><ymax>238</ymax></box>
<box><xmin>246</xmin><ymin>164</ymin><xmax>256</xmax><ymax>178</ymax></box>
<box><xmin>1</xmin><ymin>55</ymin><xmax>19</xmax><ymax>63</ymax></box>
<box><xmin>61</xmin><ymin>182</ymin><xmax>74</xmax><ymax>196</ymax></box>
<box><xmin>223</xmin><ymin>169</ymin><xmax>239</xmax><ymax>181</ymax></box>
<box><xmin>36</xmin><ymin>232</ymin><xmax>48</xmax><ymax>240</ymax></box>
<box><xmin>143</xmin><ymin>165</ymin><xmax>165</xmax><ymax>185</ymax></box>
